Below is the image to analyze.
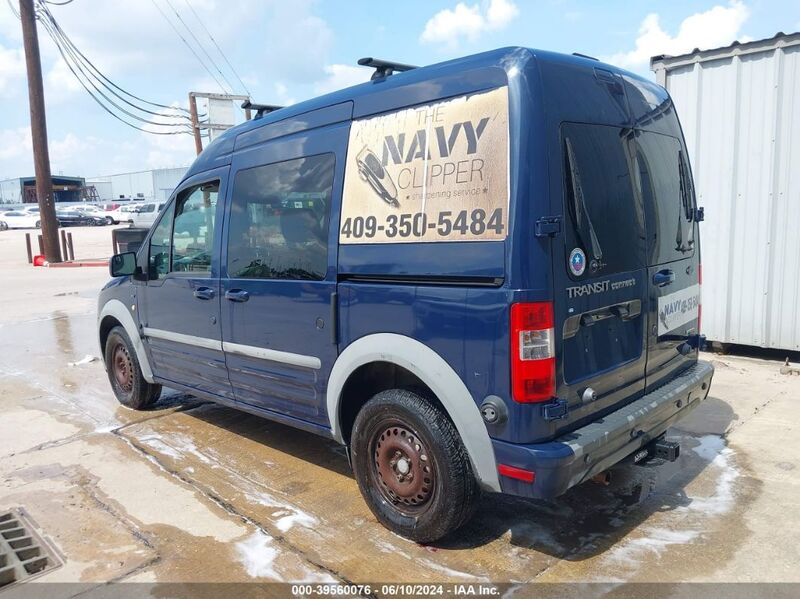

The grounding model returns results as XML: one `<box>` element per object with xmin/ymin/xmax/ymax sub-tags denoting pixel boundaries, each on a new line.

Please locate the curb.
<box><xmin>45</xmin><ymin>260</ymin><xmax>109</xmax><ymax>268</ymax></box>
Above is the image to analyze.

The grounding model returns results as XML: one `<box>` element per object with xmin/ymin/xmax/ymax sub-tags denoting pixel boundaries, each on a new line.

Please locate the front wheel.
<box><xmin>104</xmin><ymin>326</ymin><xmax>161</xmax><ymax>409</ymax></box>
<box><xmin>351</xmin><ymin>389</ymin><xmax>479</xmax><ymax>543</ymax></box>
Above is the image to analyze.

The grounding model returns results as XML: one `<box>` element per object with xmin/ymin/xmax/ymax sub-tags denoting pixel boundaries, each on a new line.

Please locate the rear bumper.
<box><xmin>492</xmin><ymin>360</ymin><xmax>714</xmax><ymax>499</ymax></box>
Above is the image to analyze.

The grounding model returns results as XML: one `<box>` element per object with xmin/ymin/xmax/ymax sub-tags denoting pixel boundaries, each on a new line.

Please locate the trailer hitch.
<box><xmin>632</xmin><ymin>435</ymin><xmax>681</xmax><ymax>466</ymax></box>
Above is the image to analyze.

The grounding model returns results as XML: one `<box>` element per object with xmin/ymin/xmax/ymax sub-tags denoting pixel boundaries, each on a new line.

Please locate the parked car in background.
<box><xmin>56</xmin><ymin>210</ymin><xmax>105</xmax><ymax>227</ymax></box>
<box><xmin>131</xmin><ymin>202</ymin><xmax>165</xmax><ymax>229</ymax></box>
<box><xmin>107</xmin><ymin>203</ymin><xmax>139</xmax><ymax>225</ymax></box>
<box><xmin>1</xmin><ymin>210</ymin><xmax>40</xmax><ymax>229</ymax></box>
<box><xmin>74</xmin><ymin>204</ymin><xmax>114</xmax><ymax>225</ymax></box>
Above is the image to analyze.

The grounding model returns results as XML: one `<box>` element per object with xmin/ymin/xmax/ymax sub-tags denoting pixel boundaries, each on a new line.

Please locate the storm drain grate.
<box><xmin>0</xmin><ymin>509</ymin><xmax>62</xmax><ymax>588</ymax></box>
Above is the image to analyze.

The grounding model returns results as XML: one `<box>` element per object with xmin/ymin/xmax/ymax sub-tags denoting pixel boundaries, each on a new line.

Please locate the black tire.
<box><xmin>351</xmin><ymin>389</ymin><xmax>479</xmax><ymax>543</ymax></box>
<box><xmin>35</xmin><ymin>221</ymin><xmax>41</xmax><ymax>229</ymax></box>
<box><xmin>104</xmin><ymin>325</ymin><xmax>161</xmax><ymax>410</ymax></box>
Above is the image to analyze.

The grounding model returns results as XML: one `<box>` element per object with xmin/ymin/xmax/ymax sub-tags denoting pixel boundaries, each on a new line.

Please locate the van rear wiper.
<box><xmin>564</xmin><ymin>138</ymin><xmax>603</xmax><ymax>263</ymax></box>
<box><xmin>676</xmin><ymin>151</ymin><xmax>695</xmax><ymax>252</ymax></box>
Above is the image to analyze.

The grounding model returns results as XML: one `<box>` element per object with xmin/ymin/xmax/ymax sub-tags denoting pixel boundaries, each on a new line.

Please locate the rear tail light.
<box><xmin>511</xmin><ymin>302</ymin><xmax>556</xmax><ymax>403</ymax></box>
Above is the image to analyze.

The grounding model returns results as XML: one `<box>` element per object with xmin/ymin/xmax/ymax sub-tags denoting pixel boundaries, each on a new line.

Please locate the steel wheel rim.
<box><xmin>370</xmin><ymin>420</ymin><xmax>435</xmax><ymax>514</ymax></box>
<box><xmin>112</xmin><ymin>343</ymin><xmax>133</xmax><ymax>393</ymax></box>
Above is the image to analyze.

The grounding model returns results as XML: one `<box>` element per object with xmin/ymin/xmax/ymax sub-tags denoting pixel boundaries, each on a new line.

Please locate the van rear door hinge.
<box><xmin>535</xmin><ymin>216</ymin><xmax>562</xmax><ymax>237</ymax></box>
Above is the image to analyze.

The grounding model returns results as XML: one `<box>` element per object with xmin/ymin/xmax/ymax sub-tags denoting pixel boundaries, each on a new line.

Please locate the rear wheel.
<box><xmin>351</xmin><ymin>389</ymin><xmax>479</xmax><ymax>543</ymax></box>
<box><xmin>104</xmin><ymin>326</ymin><xmax>161</xmax><ymax>409</ymax></box>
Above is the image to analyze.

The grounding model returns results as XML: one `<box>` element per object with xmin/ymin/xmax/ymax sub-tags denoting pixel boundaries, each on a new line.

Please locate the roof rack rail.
<box><xmin>357</xmin><ymin>57</ymin><xmax>418</xmax><ymax>80</ymax></box>
<box><xmin>572</xmin><ymin>52</ymin><xmax>599</xmax><ymax>61</ymax></box>
<box><xmin>241</xmin><ymin>100</ymin><xmax>284</xmax><ymax>119</ymax></box>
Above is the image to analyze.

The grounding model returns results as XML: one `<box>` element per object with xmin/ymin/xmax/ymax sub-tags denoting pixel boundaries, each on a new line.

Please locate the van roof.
<box><xmin>185</xmin><ymin>46</ymin><xmax>661</xmax><ymax>178</ymax></box>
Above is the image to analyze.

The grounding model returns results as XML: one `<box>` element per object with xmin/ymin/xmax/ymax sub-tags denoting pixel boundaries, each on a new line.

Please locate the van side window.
<box><xmin>227</xmin><ymin>154</ymin><xmax>335</xmax><ymax>280</ymax></box>
<box><xmin>172</xmin><ymin>181</ymin><xmax>219</xmax><ymax>273</ymax></box>
<box><xmin>562</xmin><ymin>123</ymin><xmax>645</xmax><ymax>277</ymax></box>
<box><xmin>633</xmin><ymin>131</ymin><xmax>695</xmax><ymax>264</ymax></box>
<box><xmin>148</xmin><ymin>203</ymin><xmax>174</xmax><ymax>280</ymax></box>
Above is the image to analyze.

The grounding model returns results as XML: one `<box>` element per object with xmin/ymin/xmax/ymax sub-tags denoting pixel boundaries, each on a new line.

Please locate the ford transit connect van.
<box><xmin>98</xmin><ymin>47</ymin><xmax>712</xmax><ymax>542</ymax></box>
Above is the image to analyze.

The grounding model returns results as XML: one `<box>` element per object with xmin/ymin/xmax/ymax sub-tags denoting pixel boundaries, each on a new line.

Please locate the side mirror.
<box><xmin>109</xmin><ymin>252</ymin><xmax>139</xmax><ymax>277</ymax></box>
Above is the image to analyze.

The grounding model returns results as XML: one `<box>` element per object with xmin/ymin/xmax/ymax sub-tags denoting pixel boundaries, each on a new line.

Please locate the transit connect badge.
<box><xmin>569</xmin><ymin>247</ymin><xmax>586</xmax><ymax>276</ymax></box>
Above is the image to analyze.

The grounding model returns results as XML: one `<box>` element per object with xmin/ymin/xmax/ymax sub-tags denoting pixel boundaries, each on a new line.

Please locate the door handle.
<box><xmin>563</xmin><ymin>300</ymin><xmax>641</xmax><ymax>339</ymax></box>
<box><xmin>580</xmin><ymin>311</ymin><xmax>613</xmax><ymax>327</ymax></box>
<box><xmin>193</xmin><ymin>287</ymin><xmax>215</xmax><ymax>300</ymax></box>
<box><xmin>653</xmin><ymin>269</ymin><xmax>675</xmax><ymax>287</ymax></box>
<box><xmin>225</xmin><ymin>289</ymin><xmax>250</xmax><ymax>303</ymax></box>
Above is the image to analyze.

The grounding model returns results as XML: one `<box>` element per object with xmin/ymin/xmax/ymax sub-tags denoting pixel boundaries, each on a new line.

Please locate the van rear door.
<box><xmin>633</xmin><ymin>131</ymin><xmax>701</xmax><ymax>391</ymax></box>
<box><xmin>549</xmin><ymin>123</ymin><xmax>649</xmax><ymax>436</ymax></box>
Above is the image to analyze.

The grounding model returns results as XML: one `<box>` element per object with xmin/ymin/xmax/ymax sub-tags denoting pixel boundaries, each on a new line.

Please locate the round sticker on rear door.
<box><xmin>569</xmin><ymin>248</ymin><xmax>586</xmax><ymax>276</ymax></box>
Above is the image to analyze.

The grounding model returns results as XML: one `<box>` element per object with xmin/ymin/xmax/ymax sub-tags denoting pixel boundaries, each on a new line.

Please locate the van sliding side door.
<box><xmin>220</xmin><ymin>123</ymin><xmax>349</xmax><ymax>427</ymax></box>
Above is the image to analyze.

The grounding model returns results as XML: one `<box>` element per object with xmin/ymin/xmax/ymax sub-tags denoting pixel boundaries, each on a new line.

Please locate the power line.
<box><xmin>41</xmin><ymin>21</ymin><xmax>190</xmax><ymax>134</ymax></box>
<box><xmin>149</xmin><ymin>0</ymin><xmax>228</xmax><ymax>94</ymax></box>
<box><xmin>163</xmin><ymin>0</ymin><xmax>235</xmax><ymax>94</ymax></box>
<box><xmin>37</xmin><ymin>3</ymin><xmax>195</xmax><ymax>120</ymax></box>
<box><xmin>6</xmin><ymin>0</ymin><xmax>20</xmax><ymax>18</ymax></box>
<box><xmin>182</xmin><ymin>0</ymin><xmax>251</xmax><ymax>96</ymax></box>
<box><xmin>33</xmin><ymin>0</ymin><xmax>198</xmax><ymax>117</ymax></box>
<box><xmin>36</xmin><ymin>1</ymin><xmax>194</xmax><ymax>126</ymax></box>
<box><xmin>36</xmin><ymin>3</ymin><xmax>193</xmax><ymax>135</ymax></box>
<box><xmin>43</xmin><ymin>20</ymin><xmax>191</xmax><ymax>131</ymax></box>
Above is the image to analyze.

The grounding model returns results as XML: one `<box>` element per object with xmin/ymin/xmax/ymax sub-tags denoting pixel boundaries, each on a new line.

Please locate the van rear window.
<box><xmin>561</xmin><ymin>123</ymin><xmax>645</xmax><ymax>278</ymax></box>
<box><xmin>633</xmin><ymin>131</ymin><xmax>696</xmax><ymax>264</ymax></box>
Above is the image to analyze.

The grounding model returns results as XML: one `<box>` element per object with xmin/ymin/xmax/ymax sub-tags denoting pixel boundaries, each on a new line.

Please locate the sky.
<box><xmin>0</xmin><ymin>0</ymin><xmax>798</xmax><ymax>179</ymax></box>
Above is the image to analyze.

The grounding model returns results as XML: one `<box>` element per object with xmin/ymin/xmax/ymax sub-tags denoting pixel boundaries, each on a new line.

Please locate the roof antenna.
<box><xmin>358</xmin><ymin>57</ymin><xmax>418</xmax><ymax>80</ymax></box>
<box><xmin>241</xmin><ymin>100</ymin><xmax>283</xmax><ymax>120</ymax></box>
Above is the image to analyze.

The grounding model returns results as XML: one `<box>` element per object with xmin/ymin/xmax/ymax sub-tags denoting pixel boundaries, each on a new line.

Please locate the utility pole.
<box><xmin>188</xmin><ymin>93</ymin><xmax>203</xmax><ymax>156</ymax></box>
<box><xmin>19</xmin><ymin>0</ymin><xmax>61</xmax><ymax>262</ymax></box>
<box><xmin>188</xmin><ymin>91</ymin><xmax>250</xmax><ymax>155</ymax></box>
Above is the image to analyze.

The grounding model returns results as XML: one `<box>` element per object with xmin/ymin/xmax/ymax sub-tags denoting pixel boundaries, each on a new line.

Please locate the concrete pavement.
<box><xmin>1</xmin><ymin>226</ymin><xmax>798</xmax><ymax>588</ymax></box>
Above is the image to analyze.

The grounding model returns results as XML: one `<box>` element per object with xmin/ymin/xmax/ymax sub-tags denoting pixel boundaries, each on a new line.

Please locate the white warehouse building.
<box><xmin>651</xmin><ymin>32</ymin><xmax>800</xmax><ymax>352</ymax></box>
<box><xmin>88</xmin><ymin>166</ymin><xmax>188</xmax><ymax>202</ymax></box>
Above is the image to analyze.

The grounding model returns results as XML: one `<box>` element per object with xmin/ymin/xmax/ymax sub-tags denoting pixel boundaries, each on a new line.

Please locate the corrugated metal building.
<box><xmin>90</xmin><ymin>167</ymin><xmax>188</xmax><ymax>202</ymax></box>
<box><xmin>85</xmin><ymin>180</ymin><xmax>113</xmax><ymax>201</ymax></box>
<box><xmin>652</xmin><ymin>33</ymin><xmax>800</xmax><ymax>351</ymax></box>
<box><xmin>0</xmin><ymin>175</ymin><xmax>87</xmax><ymax>204</ymax></box>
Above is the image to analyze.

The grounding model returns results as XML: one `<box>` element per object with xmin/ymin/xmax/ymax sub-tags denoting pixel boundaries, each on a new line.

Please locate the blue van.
<box><xmin>98</xmin><ymin>47</ymin><xmax>713</xmax><ymax>542</ymax></box>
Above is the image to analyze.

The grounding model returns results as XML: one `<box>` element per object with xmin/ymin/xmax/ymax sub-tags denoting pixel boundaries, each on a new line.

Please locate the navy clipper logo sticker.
<box><xmin>356</xmin><ymin>146</ymin><xmax>400</xmax><ymax>208</ymax></box>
